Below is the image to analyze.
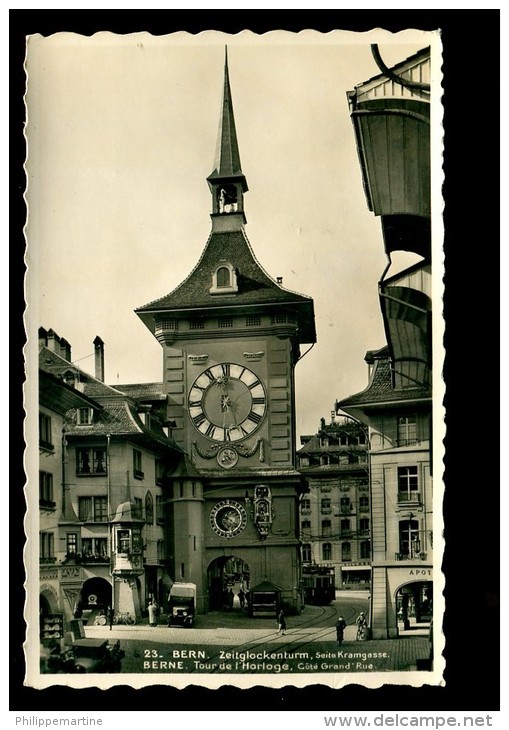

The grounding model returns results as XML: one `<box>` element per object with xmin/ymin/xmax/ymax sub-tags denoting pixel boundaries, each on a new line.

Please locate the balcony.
<box><xmin>395</xmin><ymin>552</ymin><xmax>428</xmax><ymax>561</ymax></box>
<box><xmin>39</xmin><ymin>556</ymin><xmax>57</xmax><ymax>564</ymax></box>
<box><xmin>397</xmin><ymin>491</ymin><xmax>421</xmax><ymax>506</ymax></box>
<box><xmin>320</xmin><ymin>507</ymin><xmax>332</xmax><ymax>515</ymax></box>
<box><xmin>39</xmin><ymin>499</ymin><xmax>57</xmax><ymax>511</ymax></box>
<box><xmin>340</xmin><ymin>505</ymin><xmax>353</xmax><ymax>514</ymax></box>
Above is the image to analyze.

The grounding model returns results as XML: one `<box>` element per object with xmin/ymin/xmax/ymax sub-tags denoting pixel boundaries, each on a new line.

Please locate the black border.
<box><xmin>11</xmin><ymin>9</ymin><xmax>501</xmax><ymax>712</ymax></box>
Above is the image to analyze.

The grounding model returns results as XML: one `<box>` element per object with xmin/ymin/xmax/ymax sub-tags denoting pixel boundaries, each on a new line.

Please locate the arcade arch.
<box><xmin>395</xmin><ymin>579</ymin><xmax>432</xmax><ymax>635</ymax></box>
<box><xmin>207</xmin><ymin>555</ymin><xmax>250</xmax><ymax>610</ymax></box>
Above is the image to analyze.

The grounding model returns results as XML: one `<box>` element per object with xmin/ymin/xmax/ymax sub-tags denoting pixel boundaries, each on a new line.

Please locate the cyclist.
<box><xmin>355</xmin><ymin>611</ymin><xmax>367</xmax><ymax>640</ymax></box>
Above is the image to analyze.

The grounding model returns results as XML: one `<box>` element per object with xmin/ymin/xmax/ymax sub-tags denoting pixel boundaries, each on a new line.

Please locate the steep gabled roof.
<box><xmin>136</xmin><ymin>229</ymin><xmax>312</xmax><ymax>313</ymax></box>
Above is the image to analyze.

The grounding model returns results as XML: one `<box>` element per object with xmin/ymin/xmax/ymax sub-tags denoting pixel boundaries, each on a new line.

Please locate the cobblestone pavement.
<box><xmin>83</xmin><ymin>602</ymin><xmax>431</xmax><ymax>674</ymax></box>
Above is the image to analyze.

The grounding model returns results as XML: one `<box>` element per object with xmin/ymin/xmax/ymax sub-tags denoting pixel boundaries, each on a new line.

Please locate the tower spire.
<box><xmin>207</xmin><ymin>47</ymin><xmax>248</xmax><ymax>229</ymax></box>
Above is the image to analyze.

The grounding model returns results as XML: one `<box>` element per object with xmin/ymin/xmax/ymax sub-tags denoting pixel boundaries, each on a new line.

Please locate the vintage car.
<box><xmin>167</xmin><ymin>582</ymin><xmax>196</xmax><ymax>628</ymax></box>
<box><xmin>71</xmin><ymin>638</ymin><xmax>125</xmax><ymax>673</ymax></box>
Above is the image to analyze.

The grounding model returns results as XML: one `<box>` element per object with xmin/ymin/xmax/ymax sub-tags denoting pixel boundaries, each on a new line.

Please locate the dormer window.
<box><xmin>139</xmin><ymin>410</ymin><xmax>151</xmax><ymax>429</ymax></box>
<box><xmin>77</xmin><ymin>407</ymin><xmax>93</xmax><ymax>426</ymax></box>
<box><xmin>62</xmin><ymin>370</ymin><xmax>76</xmax><ymax>388</ymax></box>
<box><xmin>217</xmin><ymin>267</ymin><xmax>230</xmax><ymax>287</ymax></box>
<box><xmin>210</xmin><ymin>260</ymin><xmax>238</xmax><ymax>295</ymax></box>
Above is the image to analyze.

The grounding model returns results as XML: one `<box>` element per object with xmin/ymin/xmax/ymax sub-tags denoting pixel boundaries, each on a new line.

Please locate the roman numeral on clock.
<box><xmin>192</xmin><ymin>412</ymin><xmax>207</xmax><ymax>427</ymax></box>
<box><xmin>247</xmin><ymin>410</ymin><xmax>262</xmax><ymax>425</ymax></box>
<box><xmin>221</xmin><ymin>363</ymin><xmax>230</xmax><ymax>377</ymax></box>
<box><xmin>252</xmin><ymin>397</ymin><xmax>266</xmax><ymax>405</ymax></box>
<box><xmin>205</xmin><ymin>422</ymin><xmax>217</xmax><ymax>439</ymax></box>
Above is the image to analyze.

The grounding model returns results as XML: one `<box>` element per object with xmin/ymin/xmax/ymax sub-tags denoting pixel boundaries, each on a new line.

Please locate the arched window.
<box><xmin>216</xmin><ymin>266</ymin><xmax>230</xmax><ymax>287</ymax></box>
<box><xmin>210</xmin><ymin>261</ymin><xmax>238</xmax><ymax>295</ymax></box>
<box><xmin>145</xmin><ymin>492</ymin><xmax>154</xmax><ymax>525</ymax></box>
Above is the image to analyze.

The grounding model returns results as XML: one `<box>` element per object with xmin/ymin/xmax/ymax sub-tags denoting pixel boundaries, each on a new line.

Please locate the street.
<box><xmin>75</xmin><ymin>591</ymin><xmax>433</xmax><ymax>675</ymax></box>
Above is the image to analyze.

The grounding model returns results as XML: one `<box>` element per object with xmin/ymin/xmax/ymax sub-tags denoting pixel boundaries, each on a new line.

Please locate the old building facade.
<box><xmin>135</xmin><ymin>52</ymin><xmax>316</xmax><ymax>614</ymax></box>
<box><xmin>38</xmin><ymin>328</ymin><xmax>182</xmax><ymax>627</ymax></box>
<box><xmin>337</xmin><ymin>46</ymin><xmax>433</xmax><ymax>639</ymax></box>
<box><xmin>297</xmin><ymin>415</ymin><xmax>370</xmax><ymax>590</ymax></box>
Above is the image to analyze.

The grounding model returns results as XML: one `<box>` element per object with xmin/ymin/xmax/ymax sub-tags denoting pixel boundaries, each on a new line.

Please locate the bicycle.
<box><xmin>112</xmin><ymin>611</ymin><xmax>136</xmax><ymax>625</ymax></box>
<box><xmin>356</xmin><ymin>623</ymin><xmax>367</xmax><ymax>641</ymax></box>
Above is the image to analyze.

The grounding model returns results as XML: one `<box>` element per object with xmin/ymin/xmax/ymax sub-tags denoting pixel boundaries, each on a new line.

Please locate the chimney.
<box><xmin>46</xmin><ymin>329</ymin><xmax>61</xmax><ymax>353</ymax></box>
<box><xmin>38</xmin><ymin>327</ymin><xmax>48</xmax><ymax>348</ymax></box>
<box><xmin>59</xmin><ymin>337</ymin><xmax>72</xmax><ymax>362</ymax></box>
<box><xmin>93</xmin><ymin>336</ymin><xmax>105</xmax><ymax>382</ymax></box>
<box><xmin>320</xmin><ymin>417</ymin><xmax>325</xmax><ymax>431</ymax></box>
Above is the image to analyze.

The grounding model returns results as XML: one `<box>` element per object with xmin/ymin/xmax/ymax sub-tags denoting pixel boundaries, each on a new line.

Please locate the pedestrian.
<box><xmin>276</xmin><ymin>609</ymin><xmax>287</xmax><ymax>636</ymax></box>
<box><xmin>227</xmin><ymin>588</ymin><xmax>234</xmax><ymax>610</ymax></box>
<box><xmin>148</xmin><ymin>600</ymin><xmax>158</xmax><ymax>627</ymax></box>
<box><xmin>106</xmin><ymin>605</ymin><xmax>114</xmax><ymax>631</ymax></box>
<box><xmin>238</xmin><ymin>588</ymin><xmax>245</xmax><ymax>610</ymax></box>
<box><xmin>355</xmin><ymin>611</ymin><xmax>367</xmax><ymax>640</ymax></box>
<box><xmin>335</xmin><ymin>616</ymin><xmax>347</xmax><ymax>646</ymax></box>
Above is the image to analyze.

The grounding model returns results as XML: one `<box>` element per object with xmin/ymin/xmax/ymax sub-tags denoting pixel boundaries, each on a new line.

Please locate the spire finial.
<box><xmin>207</xmin><ymin>48</ymin><xmax>248</xmax><ymax>227</ymax></box>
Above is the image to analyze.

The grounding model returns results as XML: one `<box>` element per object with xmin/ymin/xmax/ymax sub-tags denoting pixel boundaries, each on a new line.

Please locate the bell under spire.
<box><xmin>207</xmin><ymin>47</ymin><xmax>248</xmax><ymax>230</ymax></box>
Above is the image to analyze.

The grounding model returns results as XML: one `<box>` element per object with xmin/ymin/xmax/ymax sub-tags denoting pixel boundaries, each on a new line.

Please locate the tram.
<box><xmin>301</xmin><ymin>565</ymin><xmax>336</xmax><ymax>605</ymax></box>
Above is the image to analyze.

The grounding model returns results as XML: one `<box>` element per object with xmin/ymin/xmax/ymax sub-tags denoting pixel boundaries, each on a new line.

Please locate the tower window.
<box><xmin>246</xmin><ymin>315</ymin><xmax>261</xmax><ymax>327</ymax></box>
<box><xmin>218</xmin><ymin>317</ymin><xmax>233</xmax><ymax>328</ymax></box>
<box><xmin>161</xmin><ymin>318</ymin><xmax>178</xmax><ymax>330</ymax></box>
<box><xmin>216</xmin><ymin>267</ymin><xmax>231</xmax><ymax>287</ymax></box>
<box><xmin>210</xmin><ymin>261</ymin><xmax>238</xmax><ymax>295</ymax></box>
<box><xmin>217</xmin><ymin>185</ymin><xmax>238</xmax><ymax>213</ymax></box>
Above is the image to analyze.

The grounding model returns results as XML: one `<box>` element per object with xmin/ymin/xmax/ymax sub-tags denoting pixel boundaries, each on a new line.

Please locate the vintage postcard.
<box><xmin>23</xmin><ymin>28</ymin><xmax>444</xmax><ymax>690</ymax></box>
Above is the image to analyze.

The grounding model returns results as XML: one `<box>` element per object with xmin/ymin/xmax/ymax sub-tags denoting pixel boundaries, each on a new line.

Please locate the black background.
<box><xmin>10</xmin><ymin>9</ymin><xmax>501</xmax><ymax>712</ymax></box>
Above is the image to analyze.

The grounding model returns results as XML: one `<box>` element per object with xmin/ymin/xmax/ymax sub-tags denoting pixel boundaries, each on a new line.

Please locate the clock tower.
<box><xmin>136</xmin><ymin>50</ymin><xmax>316</xmax><ymax>614</ymax></box>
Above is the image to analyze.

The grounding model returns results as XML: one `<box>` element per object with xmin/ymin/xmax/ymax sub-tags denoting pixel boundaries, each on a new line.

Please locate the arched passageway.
<box><xmin>396</xmin><ymin>580</ymin><xmax>432</xmax><ymax>634</ymax></box>
<box><xmin>207</xmin><ymin>556</ymin><xmax>250</xmax><ymax>611</ymax></box>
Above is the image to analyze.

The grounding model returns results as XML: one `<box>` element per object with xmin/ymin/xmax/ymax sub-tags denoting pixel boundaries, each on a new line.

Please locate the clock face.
<box><xmin>188</xmin><ymin>362</ymin><xmax>267</xmax><ymax>442</ymax></box>
<box><xmin>210</xmin><ymin>499</ymin><xmax>247</xmax><ymax>538</ymax></box>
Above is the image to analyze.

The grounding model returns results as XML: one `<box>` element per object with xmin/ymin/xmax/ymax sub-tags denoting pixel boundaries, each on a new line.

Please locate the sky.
<box><xmin>25</xmin><ymin>28</ymin><xmax>438</xmax><ymax>439</ymax></box>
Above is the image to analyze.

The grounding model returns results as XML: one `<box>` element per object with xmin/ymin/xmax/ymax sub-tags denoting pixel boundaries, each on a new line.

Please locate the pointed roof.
<box><xmin>207</xmin><ymin>48</ymin><xmax>246</xmax><ymax>187</ymax></box>
<box><xmin>135</xmin><ymin>228</ymin><xmax>316</xmax><ymax>343</ymax></box>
